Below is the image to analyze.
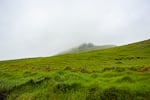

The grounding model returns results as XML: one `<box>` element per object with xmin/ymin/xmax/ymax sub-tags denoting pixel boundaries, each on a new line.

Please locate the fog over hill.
<box><xmin>60</xmin><ymin>43</ymin><xmax>116</xmax><ymax>54</ymax></box>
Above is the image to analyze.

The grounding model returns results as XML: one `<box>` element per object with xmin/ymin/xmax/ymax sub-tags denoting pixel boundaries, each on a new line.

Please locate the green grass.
<box><xmin>0</xmin><ymin>39</ymin><xmax>150</xmax><ymax>100</ymax></box>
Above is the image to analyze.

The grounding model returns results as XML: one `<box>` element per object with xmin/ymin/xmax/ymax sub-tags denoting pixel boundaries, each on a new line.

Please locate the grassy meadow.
<box><xmin>0</xmin><ymin>39</ymin><xmax>150</xmax><ymax>100</ymax></box>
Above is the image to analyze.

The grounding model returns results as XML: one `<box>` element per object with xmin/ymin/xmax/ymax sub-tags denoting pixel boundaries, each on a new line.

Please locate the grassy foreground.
<box><xmin>0</xmin><ymin>39</ymin><xmax>150</xmax><ymax>100</ymax></box>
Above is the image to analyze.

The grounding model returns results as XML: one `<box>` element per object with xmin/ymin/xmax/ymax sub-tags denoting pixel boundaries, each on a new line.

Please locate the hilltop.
<box><xmin>60</xmin><ymin>43</ymin><xmax>116</xmax><ymax>54</ymax></box>
<box><xmin>0</xmin><ymin>39</ymin><xmax>150</xmax><ymax>100</ymax></box>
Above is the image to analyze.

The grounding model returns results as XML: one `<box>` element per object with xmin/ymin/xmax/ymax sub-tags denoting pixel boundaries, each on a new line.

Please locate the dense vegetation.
<box><xmin>0</xmin><ymin>39</ymin><xmax>150</xmax><ymax>100</ymax></box>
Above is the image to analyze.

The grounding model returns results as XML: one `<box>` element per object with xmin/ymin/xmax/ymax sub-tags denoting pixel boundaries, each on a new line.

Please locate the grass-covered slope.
<box><xmin>0</xmin><ymin>39</ymin><xmax>150</xmax><ymax>100</ymax></box>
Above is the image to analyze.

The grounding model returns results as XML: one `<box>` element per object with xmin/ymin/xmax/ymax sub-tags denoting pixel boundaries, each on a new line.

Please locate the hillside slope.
<box><xmin>2</xmin><ymin>39</ymin><xmax>148</xmax><ymax>70</ymax></box>
<box><xmin>0</xmin><ymin>39</ymin><xmax>150</xmax><ymax>100</ymax></box>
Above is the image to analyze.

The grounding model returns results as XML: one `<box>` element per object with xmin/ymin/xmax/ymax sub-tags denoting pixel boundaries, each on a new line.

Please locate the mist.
<box><xmin>0</xmin><ymin>0</ymin><xmax>150</xmax><ymax>60</ymax></box>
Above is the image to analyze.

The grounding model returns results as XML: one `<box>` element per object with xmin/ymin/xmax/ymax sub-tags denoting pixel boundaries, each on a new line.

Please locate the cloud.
<box><xmin>0</xmin><ymin>0</ymin><xmax>150</xmax><ymax>60</ymax></box>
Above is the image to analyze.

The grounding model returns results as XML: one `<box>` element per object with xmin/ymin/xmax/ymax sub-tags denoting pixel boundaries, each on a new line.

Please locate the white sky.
<box><xmin>0</xmin><ymin>0</ymin><xmax>150</xmax><ymax>60</ymax></box>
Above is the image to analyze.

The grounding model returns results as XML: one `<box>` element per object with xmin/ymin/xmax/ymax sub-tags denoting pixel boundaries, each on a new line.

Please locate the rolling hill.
<box><xmin>0</xmin><ymin>39</ymin><xmax>150</xmax><ymax>100</ymax></box>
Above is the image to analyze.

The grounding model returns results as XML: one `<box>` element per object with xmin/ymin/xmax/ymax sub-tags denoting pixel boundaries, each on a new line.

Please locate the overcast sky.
<box><xmin>0</xmin><ymin>0</ymin><xmax>150</xmax><ymax>60</ymax></box>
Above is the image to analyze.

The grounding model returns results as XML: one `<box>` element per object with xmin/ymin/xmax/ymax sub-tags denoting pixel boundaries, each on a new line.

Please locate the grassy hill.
<box><xmin>60</xmin><ymin>43</ymin><xmax>116</xmax><ymax>54</ymax></box>
<box><xmin>0</xmin><ymin>39</ymin><xmax>150</xmax><ymax>100</ymax></box>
